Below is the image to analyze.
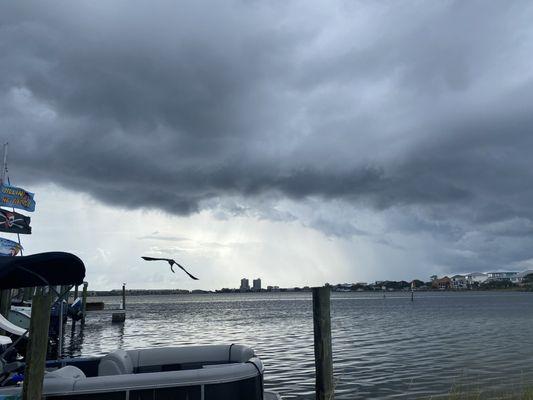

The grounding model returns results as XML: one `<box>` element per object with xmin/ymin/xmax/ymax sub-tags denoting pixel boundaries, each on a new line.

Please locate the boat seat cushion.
<box><xmin>46</xmin><ymin>366</ymin><xmax>86</xmax><ymax>380</ymax></box>
<box><xmin>98</xmin><ymin>349</ymin><xmax>134</xmax><ymax>376</ymax></box>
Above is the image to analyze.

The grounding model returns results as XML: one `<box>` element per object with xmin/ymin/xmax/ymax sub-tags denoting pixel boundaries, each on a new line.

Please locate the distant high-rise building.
<box><xmin>240</xmin><ymin>278</ymin><xmax>250</xmax><ymax>291</ymax></box>
<box><xmin>252</xmin><ymin>278</ymin><xmax>261</xmax><ymax>291</ymax></box>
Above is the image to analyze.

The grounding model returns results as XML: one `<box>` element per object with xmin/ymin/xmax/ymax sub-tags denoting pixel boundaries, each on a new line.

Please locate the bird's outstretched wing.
<box><xmin>141</xmin><ymin>256</ymin><xmax>199</xmax><ymax>280</ymax></box>
<box><xmin>141</xmin><ymin>256</ymin><xmax>172</xmax><ymax>262</ymax></box>
<box><xmin>172</xmin><ymin>261</ymin><xmax>199</xmax><ymax>280</ymax></box>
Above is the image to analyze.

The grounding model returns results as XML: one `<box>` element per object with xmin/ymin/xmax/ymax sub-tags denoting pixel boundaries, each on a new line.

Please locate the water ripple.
<box><xmin>60</xmin><ymin>291</ymin><xmax>533</xmax><ymax>399</ymax></box>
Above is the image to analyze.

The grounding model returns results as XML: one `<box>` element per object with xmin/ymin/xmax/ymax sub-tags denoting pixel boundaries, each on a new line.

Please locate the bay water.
<box><xmin>61</xmin><ymin>291</ymin><xmax>533</xmax><ymax>399</ymax></box>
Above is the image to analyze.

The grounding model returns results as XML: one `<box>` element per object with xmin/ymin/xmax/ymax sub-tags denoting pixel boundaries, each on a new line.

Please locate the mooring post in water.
<box><xmin>312</xmin><ymin>286</ymin><xmax>334</xmax><ymax>400</ymax></box>
<box><xmin>22</xmin><ymin>287</ymin><xmax>53</xmax><ymax>400</ymax></box>
<box><xmin>81</xmin><ymin>281</ymin><xmax>88</xmax><ymax>323</ymax></box>
<box><xmin>122</xmin><ymin>283</ymin><xmax>126</xmax><ymax>310</ymax></box>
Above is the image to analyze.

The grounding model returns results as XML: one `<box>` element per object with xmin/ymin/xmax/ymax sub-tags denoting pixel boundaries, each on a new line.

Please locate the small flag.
<box><xmin>0</xmin><ymin>209</ymin><xmax>31</xmax><ymax>234</ymax></box>
<box><xmin>0</xmin><ymin>184</ymin><xmax>36</xmax><ymax>212</ymax></box>
<box><xmin>0</xmin><ymin>237</ymin><xmax>23</xmax><ymax>256</ymax></box>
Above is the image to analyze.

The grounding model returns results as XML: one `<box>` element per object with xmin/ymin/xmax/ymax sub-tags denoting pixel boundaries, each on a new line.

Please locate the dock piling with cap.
<box><xmin>122</xmin><ymin>283</ymin><xmax>126</xmax><ymax>310</ymax></box>
<box><xmin>312</xmin><ymin>286</ymin><xmax>334</xmax><ymax>400</ymax></box>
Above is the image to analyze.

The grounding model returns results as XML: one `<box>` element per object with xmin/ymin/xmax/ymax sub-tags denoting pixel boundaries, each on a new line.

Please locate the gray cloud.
<box><xmin>2</xmin><ymin>0</ymin><xmax>533</xmax><ymax>271</ymax></box>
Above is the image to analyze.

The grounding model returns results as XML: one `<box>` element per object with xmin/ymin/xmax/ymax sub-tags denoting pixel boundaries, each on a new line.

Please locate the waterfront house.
<box><xmin>486</xmin><ymin>271</ymin><xmax>519</xmax><ymax>283</ymax></box>
<box><xmin>451</xmin><ymin>275</ymin><xmax>467</xmax><ymax>289</ymax></box>
<box><xmin>432</xmin><ymin>276</ymin><xmax>451</xmax><ymax>290</ymax></box>
<box><xmin>333</xmin><ymin>283</ymin><xmax>352</xmax><ymax>292</ymax></box>
<box><xmin>516</xmin><ymin>270</ymin><xmax>533</xmax><ymax>285</ymax></box>
<box><xmin>465</xmin><ymin>272</ymin><xmax>488</xmax><ymax>286</ymax></box>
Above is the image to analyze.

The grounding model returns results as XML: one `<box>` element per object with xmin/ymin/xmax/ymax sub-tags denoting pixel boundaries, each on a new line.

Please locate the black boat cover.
<box><xmin>0</xmin><ymin>252</ymin><xmax>85</xmax><ymax>289</ymax></box>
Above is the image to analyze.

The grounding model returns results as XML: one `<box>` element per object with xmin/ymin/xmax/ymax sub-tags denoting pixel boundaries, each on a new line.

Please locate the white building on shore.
<box><xmin>451</xmin><ymin>275</ymin><xmax>468</xmax><ymax>289</ymax></box>
<box><xmin>486</xmin><ymin>271</ymin><xmax>519</xmax><ymax>283</ymax></box>
<box><xmin>465</xmin><ymin>272</ymin><xmax>488</xmax><ymax>285</ymax></box>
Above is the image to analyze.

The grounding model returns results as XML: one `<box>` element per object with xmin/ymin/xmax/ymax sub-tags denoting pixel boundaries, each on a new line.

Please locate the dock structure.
<box><xmin>83</xmin><ymin>283</ymin><xmax>127</xmax><ymax>323</ymax></box>
<box><xmin>312</xmin><ymin>286</ymin><xmax>334</xmax><ymax>400</ymax></box>
<box><xmin>111</xmin><ymin>310</ymin><xmax>126</xmax><ymax>323</ymax></box>
<box><xmin>112</xmin><ymin>283</ymin><xmax>127</xmax><ymax>323</ymax></box>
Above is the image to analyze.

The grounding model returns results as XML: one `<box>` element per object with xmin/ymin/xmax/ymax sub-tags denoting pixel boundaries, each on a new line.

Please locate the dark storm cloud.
<box><xmin>2</xmin><ymin>0</ymin><xmax>533</xmax><ymax>269</ymax></box>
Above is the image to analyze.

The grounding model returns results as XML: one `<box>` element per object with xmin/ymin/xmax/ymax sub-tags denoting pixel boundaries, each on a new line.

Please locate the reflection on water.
<box><xmin>58</xmin><ymin>291</ymin><xmax>533</xmax><ymax>399</ymax></box>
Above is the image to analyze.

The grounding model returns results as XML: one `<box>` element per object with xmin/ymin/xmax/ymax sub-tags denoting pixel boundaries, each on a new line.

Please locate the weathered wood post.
<box><xmin>81</xmin><ymin>281</ymin><xmax>88</xmax><ymax>324</ymax></box>
<box><xmin>122</xmin><ymin>283</ymin><xmax>126</xmax><ymax>310</ymax></box>
<box><xmin>23</xmin><ymin>287</ymin><xmax>33</xmax><ymax>302</ymax></box>
<box><xmin>0</xmin><ymin>289</ymin><xmax>11</xmax><ymax>335</ymax></box>
<box><xmin>0</xmin><ymin>289</ymin><xmax>11</xmax><ymax>317</ymax></box>
<box><xmin>312</xmin><ymin>286</ymin><xmax>334</xmax><ymax>400</ymax></box>
<box><xmin>22</xmin><ymin>287</ymin><xmax>53</xmax><ymax>400</ymax></box>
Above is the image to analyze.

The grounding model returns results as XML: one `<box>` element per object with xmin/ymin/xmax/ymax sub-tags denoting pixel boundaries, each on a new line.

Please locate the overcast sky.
<box><xmin>2</xmin><ymin>1</ymin><xmax>533</xmax><ymax>290</ymax></box>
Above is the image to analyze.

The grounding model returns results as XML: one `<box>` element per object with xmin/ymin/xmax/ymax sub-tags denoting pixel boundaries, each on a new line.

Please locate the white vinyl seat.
<box><xmin>46</xmin><ymin>366</ymin><xmax>86</xmax><ymax>380</ymax></box>
<box><xmin>98</xmin><ymin>350</ymin><xmax>134</xmax><ymax>376</ymax></box>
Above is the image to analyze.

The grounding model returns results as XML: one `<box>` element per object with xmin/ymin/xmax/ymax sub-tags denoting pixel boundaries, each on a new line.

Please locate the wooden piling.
<box><xmin>0</xmin><ymin>289</ymin><xmax>11</xmax><ymax>318</ymax></box>
<box><xmin>121</xmin><ymin>283</ymin><xmax>126</xmax><ymax>310</ymax></box>
<box><xmin>81</xmin><ymin>281</ymin><xmax>88</xmax><ymax>323</ymax></box>
<box><xmin>0</xmin><ymin>289</ymin><xmax>11</xmax><ymax>335</ymax></box>
<box><xmin>23</xmin><ymin>287</ymin><xmax>33</xmax><ymax>302</ymax></box>
<box><xmin>22</xmin><ymin>288</ymin><xmax>53</xmax><ymax>400</ymax></box>
<box><xmin>312</xmin><ymin>286</ymin><xmax>334</xmax><ymax>400</ymax></box>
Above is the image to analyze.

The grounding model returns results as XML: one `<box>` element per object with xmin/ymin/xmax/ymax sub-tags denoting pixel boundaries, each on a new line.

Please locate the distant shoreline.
<box><xmin>83</xmin><ymin>286</ymin><xmax>532</xmax><ymax>297</ymax></box>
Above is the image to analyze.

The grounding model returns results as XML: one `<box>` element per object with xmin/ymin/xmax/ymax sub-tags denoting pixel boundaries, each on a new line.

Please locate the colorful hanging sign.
<box><xmin>0</xmin><ymin>237</ymin><xmax>23</xmax><ymax>256</ymax></box>
<box><xmin>0</xmin><ymin>184</ymin><xmax>36</xmax><ymax>212</ymax></box>
<box><xmin>0</xmin><ymin>209</ymin><xmax>31</xmax><ymax>234</ymax></box>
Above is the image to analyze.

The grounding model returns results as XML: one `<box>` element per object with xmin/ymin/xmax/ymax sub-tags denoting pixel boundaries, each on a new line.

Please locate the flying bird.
<box><xmin>141</xmin><ymin>256</ymin><xmax>199</xmax><ymax>280</ymax></box>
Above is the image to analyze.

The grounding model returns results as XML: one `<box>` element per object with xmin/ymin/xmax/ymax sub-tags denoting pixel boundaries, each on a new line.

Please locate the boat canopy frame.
<box><xmin>0</xmin><ymin>252</ymin><xmax>86</xmax><ymax>372</ymax></box>
<box><xmin>0</xmin><ymin>252</ymin><xmax>85</xmax><ymax>289</ymax></box>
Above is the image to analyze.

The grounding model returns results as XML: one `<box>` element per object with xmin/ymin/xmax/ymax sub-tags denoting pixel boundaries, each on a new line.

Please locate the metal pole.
<box><xmin>312</xmin><ymin>286</ymin><xmax>334</xmax><ymax>400</ymax></box>
<box><xmin>58</xmin><ymin>296</ymin><xmax>64</xmax><ymax>359</ymax></box>
<box><xmin>1</xmin><ymin>142</ymin><xmax>8</xmax><ymax>184</ymax></box>
<box><xmin>3</xmin><ymin>143</ymin><xmax>25</xmax><ymax>256</ymax></box>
